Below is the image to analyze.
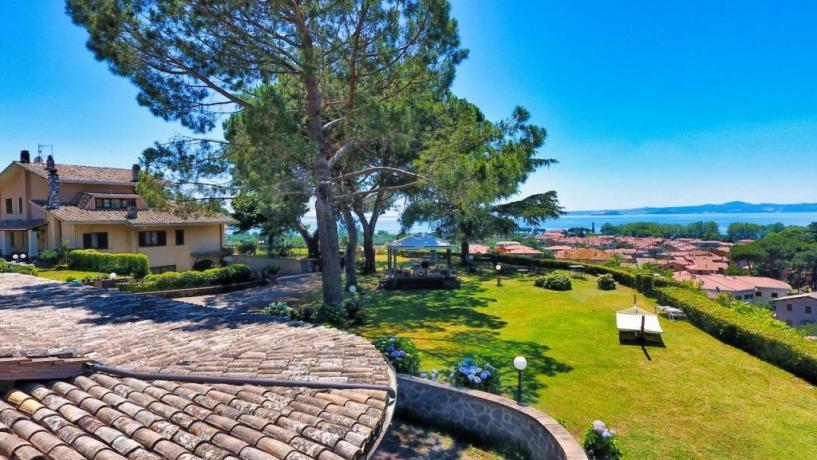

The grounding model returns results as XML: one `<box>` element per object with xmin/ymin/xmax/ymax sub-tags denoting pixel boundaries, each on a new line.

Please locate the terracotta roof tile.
<box><xmin>31</xmin><ymin>202</ymin><xmax>236</xmax><ymax>227</ymax></box>
<box><xmin>0</xmin><ymin>274</ymin><xmax>393</xmax><ymax>459</ymax></box>
<box><xmin>16</xmin><ymin>162</ymin><xmax>134</xmax><ymax>185</ymax></box>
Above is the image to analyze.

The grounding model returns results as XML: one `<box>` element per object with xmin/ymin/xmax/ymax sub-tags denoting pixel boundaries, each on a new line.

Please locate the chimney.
<box><xmin>126</xmin><ymin>204</ymin><xmax>138</xmax><ymax>219</ymax></box>
<box><xmin>46</xmin><ymin>155</ymin><xmax>56</xmax><ymax>172</ymax></box>
<box><xmin>132</xmin><ymin>164</ymin><xmax>141</xmax><ymax>182</ymax></box>
<box><xmin>47</xmin><ymin>164</ymin><xmax>60</xmax><ymax>210</ymax></box>
<box><xmin>20</xmin><ymin>150</ymin><xmax>30</xmax><ymax>163</ymax></box>
<box><xmin>33</xmin><ymin>154</ymin><xmax>43</xmax><ymax>163</ymax></box>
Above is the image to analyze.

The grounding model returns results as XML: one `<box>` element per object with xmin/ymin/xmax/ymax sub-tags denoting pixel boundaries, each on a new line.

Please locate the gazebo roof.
<box><xmin>387</xmin><ymin>233</ymin><xmax>451</xmax><ymax>249</ymax></box>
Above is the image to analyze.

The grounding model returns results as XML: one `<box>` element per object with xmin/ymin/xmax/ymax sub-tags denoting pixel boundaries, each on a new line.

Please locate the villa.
<box><xmin>0</xmin><ymin>151</ymin><xmax>235</xmax><ymax>272</ymax></box>
<box><xmin>772</xmin><ymin>292</ymin><xmax>817</xmax><ymax>327</ymax></box>
<box><xmin>674</xmin><ymin>273</ymin><xmax>792</xmax><ymax>305</ymax></box>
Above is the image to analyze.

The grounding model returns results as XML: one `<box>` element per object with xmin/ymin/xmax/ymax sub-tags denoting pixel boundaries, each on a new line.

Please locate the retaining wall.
<box><xmin>395</xmin><ymin>374</ymin><xmax>587</xmax><ymax>460</ymax></box>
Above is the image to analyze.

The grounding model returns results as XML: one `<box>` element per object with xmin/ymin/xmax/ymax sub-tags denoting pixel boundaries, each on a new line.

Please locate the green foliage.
<box><xmin>583</xmin><ymin>421</ymin><xmax>623</xmax><ymax>460</ymax></box>
<box><xmin>601</xmin><ymin>221</ymin><xmax>721</xmax><ymax>239</ymax></box>
<box><xmin>447</xmin><ymin>356</ymin><xmax>501</xmax><ymax>394</ymax></box>
<box><xmin>727</xmin><ymin>222</ymin><xmax>785</xmax><ymax>241</ymax></box>
<box><xmin>263</xmin><ymin>301</ymin><xmax>294</xmax><ymax>318</ymax></box>
<box><xmin>372</xmin><ymin>336</ymin><xmax>421</xmax><ymax>376</ymax></box>
<box><xmin>654</xmin><ymin>286</ymin><xmax>817</xmax><ymax>383</ymax></box>
<box><xmin>122</xmin><ymin>265</ymin><xmax>252</xmax><ymax>292</ymax></box>
<box><xmin>316</xmin><ymin>303</ymin><xmax>347</xmax><ymax>327</ymax></box>
<box><xmin>39</xmin><ymin>239</ymin><xmax>73</xmax><ymax>265</ymax></box>
<box><xmin>725</xmin><ymin>264</ymin><xmax>752</xmax><ymax>275</ymax></box>
<box><xmin>401</xmin><ymin>97</ymin><xmax>562</xmax><ymax>253</ymax></box>
<box><xmin>730</xmin><ymin>226</ymin><xmax>817</xmax><ymax>287</ymax></box>
<box><xmin>596</xmin><ymin>274</ymin><xmax>617</xmax><ymax>290</ymax></box>
<box><xmin>534</xmin><ymin>270</ymin><xmax>572</xmax><ymax>291</ymax></box>
<box><xmin>67</xmin><ymin>250</ymin><xmax>148</xmax><ymax>278</ymax></box>
<box><xmin>0</xmin><ymin>260</ymin><xmax>38</xmax><ymax>276</ymax></box>
<box><xmin>236</xmin><ymin>238</ymin><xmax>258</xmax><ymax>256</ymax></box>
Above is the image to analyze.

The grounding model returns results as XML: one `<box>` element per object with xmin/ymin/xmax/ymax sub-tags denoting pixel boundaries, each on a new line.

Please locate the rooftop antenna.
<box><xmin>36</xmin><ymin>143</ymin><xmax>53</xmax><ymax>163</ymax></box>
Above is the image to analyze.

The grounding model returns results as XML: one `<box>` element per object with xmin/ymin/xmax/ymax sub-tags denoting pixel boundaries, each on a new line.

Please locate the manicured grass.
<box><xmin>354</xmin><ymin>272</ymin><xmax>817</xmax><ymax>459</ymax></box>
<box><xmin>36</xmin><ymin>269</ymin><xmax>103</xmax><ymax>282</ymax></box>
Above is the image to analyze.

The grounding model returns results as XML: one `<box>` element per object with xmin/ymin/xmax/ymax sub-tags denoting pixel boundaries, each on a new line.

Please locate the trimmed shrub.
<box><xmin>372</xmin><ymin>336</ymin><xmax>421</xmax><ymax>375</ymax></box>
<box><xmin>597</xmin><ymin>274</ymin><xmax>617</xmax><ymax>290</ymax></box>
<box><xmin>0</xmin><ymin>260</ymin><xmax>37</xmax><ymax>276</ymax></box>
<box><xmin>583</xmin><ymin>420</ymin><xmax>623</xmax><ymax>460</ymax></box>
<box><xmin>38</xmin><ymin>249</ymin><xmax>60</xmax><ymax>265</ymax></box>
<box><xmin>534</xmin><ymin>270</ymin><xmax>572</xmax><ymax>291</ymax></box>
<box><xmin>68</xmin><ymin>250</ymin><xmax>149</xmax><ymax>278</ymax></box>
<box><xmin>448</xmin><ymin>356</ymin><xmax>501</xmax><ymax>394</ymax></box>
<box><xmin>121</xmin><ymin>264</ymin><xmax>252</xmax><ymax>292</ymax></box>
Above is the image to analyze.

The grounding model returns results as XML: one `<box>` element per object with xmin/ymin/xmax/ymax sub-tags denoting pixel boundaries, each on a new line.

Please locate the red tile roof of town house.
<box><xmin>31</xmin><ymin>201</ymin><xmax>237</xmax><ymax>227</ymax></box>
<box><xmin>468</xmin><ymin>243</ymin><xmax>489</xmax><ymax>254</ymax></box>
<box><xmin>0</xmin><ymin>274</ymin><xmax>394</xmax><ymax>460</ymax></box>
<box><xmin>15</xmin><ymin>162</ymin><xmax>134</xmax><ymax>185</ymax></box>
<box><xmin>498</xmin><ymin>245</ymin><xmax>541</xmax><ymax>255</ymax></box>
<box><xmin>554</xmin><ymin>248</ymin><xmax>613</xmax><ymax>262</ymax></box>
<box><xmin>686</xmin><ymin>274</ymin><xmax>792</xmax><ymax>293</ymax></box>
<box><xmin>543</xmin><ymin>245</ymin><xmax>573</xmax><ymax>252</ymax></box>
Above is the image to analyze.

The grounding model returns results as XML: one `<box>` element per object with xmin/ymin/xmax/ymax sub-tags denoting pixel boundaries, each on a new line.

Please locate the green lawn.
<box><xmin>354</xmin><ymin>273</ymin><xmax>817</xmax><ymax>459</ymax></box>
<box><xmin>36</xmin><ymin>269</ymin><xmax>103</xmax><ymax>281</ymax></box>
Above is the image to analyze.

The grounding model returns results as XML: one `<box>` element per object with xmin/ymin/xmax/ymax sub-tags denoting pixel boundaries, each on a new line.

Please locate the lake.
<box><xmin>304</xmin><ymin>212</ymin><xmax>817</xmax><ymax>234</ymax></box>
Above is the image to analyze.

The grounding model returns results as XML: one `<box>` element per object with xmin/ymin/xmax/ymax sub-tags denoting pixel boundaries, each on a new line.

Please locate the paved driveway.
<box><xmin>174</xmin><ymin>273</ymin><xmax>322</xmax><ymax>311</ymax></box>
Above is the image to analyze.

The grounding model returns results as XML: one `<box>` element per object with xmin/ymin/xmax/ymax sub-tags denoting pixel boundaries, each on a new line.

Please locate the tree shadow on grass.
<box><xmin>409</xmin><ymin>329</ymin><xmax>573</xmax><ymax>404</ymax></box>
<box><xmin>363</xmin><ymin>280</ymin><xmax>505</xmax><ymax>333</ymax></box>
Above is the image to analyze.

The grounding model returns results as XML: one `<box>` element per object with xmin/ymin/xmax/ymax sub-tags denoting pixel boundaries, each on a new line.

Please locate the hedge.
<box><xmin>496</xmin><ymin>254</ymin><xmax>817</xmax><ymax>384</ymax></box>
<box><xmin>68</xmin><ymin>250</ymin><xmax>149</xmax><ymax>278</ymax></box>
<box><xmin>121</xmin><ymin>264</ymin><xmax>253</xmax><ymax>292</ymax></box>
<box><xmin>654</xmin><ymin>286</ymin><xmax>817</xmax><ymax>383</ymax></box>
<box><xmin>0</xmin><ymin>260</ymin><xmax>37</xmax><ymax>276</ymax></box>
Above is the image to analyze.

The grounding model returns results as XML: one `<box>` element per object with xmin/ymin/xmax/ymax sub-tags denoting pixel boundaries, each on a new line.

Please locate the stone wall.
<box><xmin>395</xmin><ymin>374</ymin><xmax>587</xmax><ymax>460</ymax></box>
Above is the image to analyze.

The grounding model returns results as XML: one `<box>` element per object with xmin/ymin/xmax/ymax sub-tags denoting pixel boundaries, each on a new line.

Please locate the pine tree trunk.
<box><xmin>314</xmin><ymin>172</ymin><xmax>343</xmax><ymax>306</ymax></box>
<box><xmin>361</xmin><ymin>226</ymin><xmax>376</xmax><ymax>274</ymax></box>
<box><xmin>341</xmin><ymin>205</ymin><xmax>358</xmax><ymax>288</ymax></box>
<box><xmin>296</xmin><ymin>224</ymin><xmax>320</xmax><ymax>259</ymax></box>
<box><xmin>460</xmin><ymin>240</ymin><xmax>470</xmax><ymax>264</ymax></box>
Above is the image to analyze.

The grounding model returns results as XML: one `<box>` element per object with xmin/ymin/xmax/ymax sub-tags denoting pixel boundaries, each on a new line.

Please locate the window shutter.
<box><xmin>138</xmin><ymin>232</ymin><xmax>146</xmax><ymax>247</ymax></box>
<box><xmin>175</xmin><ymin>229</ymin><xmax>184</xmax><ymax>245</ymax></box>
<box><xmin>83</xmin><ymin>234</ymin><xmax>92</xmax><ymax>249</ymax></box>
<box><xmin>158</xmin><ymin>231</ymin><xmax>167</xmax><ymax>246</ymax></box>
<box><xmin>99</xmin><ymin>233</ymin><xmax>109</xmax><ymax>250</ymax></box>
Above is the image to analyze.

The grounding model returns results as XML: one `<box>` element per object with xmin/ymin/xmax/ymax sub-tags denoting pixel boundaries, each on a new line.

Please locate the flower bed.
<box><xmin>372</xmin><ymin>336</ymin><xmax>420</xmax><ymax>375</ymax></box>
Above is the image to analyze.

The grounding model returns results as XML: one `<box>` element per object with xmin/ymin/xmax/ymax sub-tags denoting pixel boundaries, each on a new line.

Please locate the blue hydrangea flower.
<box><xmin>474</xmin><ymin>376</ymin><xmax>482</xmax><ymax>384</ymax></box>
<box><xmin>480</xmin><ymin>370</ymin><xmax>490</xmax><ymax>379</ymax></box>
<box><xmin>421</xmin><ymin>372</ymin><xmax>428</xmax><ymax>378</ymax></box>
<box><xmin>385</xmin><ymin>345</ymin><xmax>394</xmax><ymax>352</ymax></box>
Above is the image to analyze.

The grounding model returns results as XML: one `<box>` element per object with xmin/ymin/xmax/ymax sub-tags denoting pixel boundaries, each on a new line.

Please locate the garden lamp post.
<box><xmin>513</xmin><ymin>356</ymin><xmax>527</xmax><ymax>404</ymax></box>
<box><xmin>496</xmin><ymin>264</ymin><xmax>502</xmax><ymax>287</ymax></box>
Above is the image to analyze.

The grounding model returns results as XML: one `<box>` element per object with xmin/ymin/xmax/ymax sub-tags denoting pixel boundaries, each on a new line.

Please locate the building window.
<box><xmin>151</xmin><ymin>265</ymin><xmax>176</xmax><ymax>274</ymax></box>
<box><xmin>5</xmin><ymin>198</ymin><xmax>12</xmax><ymax>214</ymax></box>
<box><xmin>754</xmin><ymin>291</ymin><xmax>761</xmax><ymax>297</ymax></box>
<box><xmin>743</xmin><ymin>294</ymin><xmax>753</xmax><ymax>300</ymax></box>
<box><xmin>18</xmin><ymin>197</ymin><xmax>22</xmax><ymax>214</ymax></box>
<box><xmin>96</xmin><ymin>198</ymin><xmax>137</xmax><ymax>210</ymax></box>
<box><xmin>771</xmin><ymin>292</ymin><xmax>779</xmax><ymax>298</ymax></box>
<box><xmin>138</xmin><ymin>230</ymin><xmax>166</xmax><ymax>247</ymax></box>
<box><xmin>82</xmin><ymin>232</ymin><xmax>109</xmax><ymax>250</ymax></box>
<box><xmin>786</xmin><ymin>304</ymin><xmax>793</xmax><ymax>312</ymax></box>
<box><xmin>175</xmin><ymin>229</ymin><xmax>185</xmax><ymax>246</ymax></box>
<box><xmin>807</xmin><ymin>306</ymin><xmax>813</xmax><ymax>315</ymax></box>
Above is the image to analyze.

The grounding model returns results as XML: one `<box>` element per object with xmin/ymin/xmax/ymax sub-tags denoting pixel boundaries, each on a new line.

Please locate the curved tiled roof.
<box><xmin>16</xmin><ymin>162</ymin><xmax>134</xmax><ymax>184</ymax></box>
<box><xmin>0</xmin><ymin>275</ymin><xmax>393</xmax><ymax>459</ymax></box>
<box><xmin>31</xmin><ymin>201</ymin><xmax>236</xmax><ymax>227</ymax></box>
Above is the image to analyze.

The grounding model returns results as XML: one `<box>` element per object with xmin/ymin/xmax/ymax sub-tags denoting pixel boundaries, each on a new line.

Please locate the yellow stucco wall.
<box><xmin>0</xmin><ymin>167</ymin><xmax>28</xmax><ymax>220</ymax></box>
<box><xmin>60</xmin><ymin>223</ymin><xmax>225</xmax><ymax>271</ymax></box>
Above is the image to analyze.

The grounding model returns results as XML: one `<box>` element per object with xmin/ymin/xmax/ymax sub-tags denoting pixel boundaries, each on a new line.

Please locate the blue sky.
<box><xmin>1</xmin><ymin>1</ymin><xmax>816</xmax><ymax>210</ymax></box>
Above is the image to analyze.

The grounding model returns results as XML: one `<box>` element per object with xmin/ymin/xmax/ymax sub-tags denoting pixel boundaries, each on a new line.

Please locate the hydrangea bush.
<box><xmin>448</xmin><ymin>356</ymin><xmax>501</xmax><ymax>394</ymax></box>
<box><xmin>596</xmin><ymin>274</ymin><xmax>617</xmax><ymax>290</ymax></box>
<box><xmin>372</xmin><ymin>336</ymin><xmax>420</xmax><ymax>375</ymax></box>
<box><xmin>534</xmin><ymin>270</ymin><xmax>573</xmax><ymax>291</ymax></box>
<box><xmin>583</xmin><ymin>420</ymin><xmax>623</xmax><ymax>460</ymax></box>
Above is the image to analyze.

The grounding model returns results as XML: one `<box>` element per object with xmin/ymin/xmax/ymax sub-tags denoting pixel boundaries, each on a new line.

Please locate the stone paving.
<box><xmin>174</xmin><ymin>273</ymin><xmax>323</xmax><ymax>311</ymax></box>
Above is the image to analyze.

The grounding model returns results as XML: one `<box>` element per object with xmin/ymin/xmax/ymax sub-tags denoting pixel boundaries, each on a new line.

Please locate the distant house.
<box><xmin>554</xmin><ymin>248</ymin><xmax>612</xmax><ymax>264</ymax></box>
<box><xmin>495</xmin><ymin>241</ymin><xmax>540</xmax><ymax>255</ymax></box>
<box><xmin>678</xmin><ymin>273</ymin><xmax>792</xmax><ymax>305</ymax></box>
<box><xmin>772</xmin><ymin>292</ymin><xmax>817</xmax><ymax>327</ymax></box>
<box><xmin>469</xmin><ymin>242</ymin><xmax>490</xmax><ymax>254</ymax></box>
<box><xmin>0</xmin><ymin>151</ymin><xmax>235</xmax><ymax>271</ymax></box>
